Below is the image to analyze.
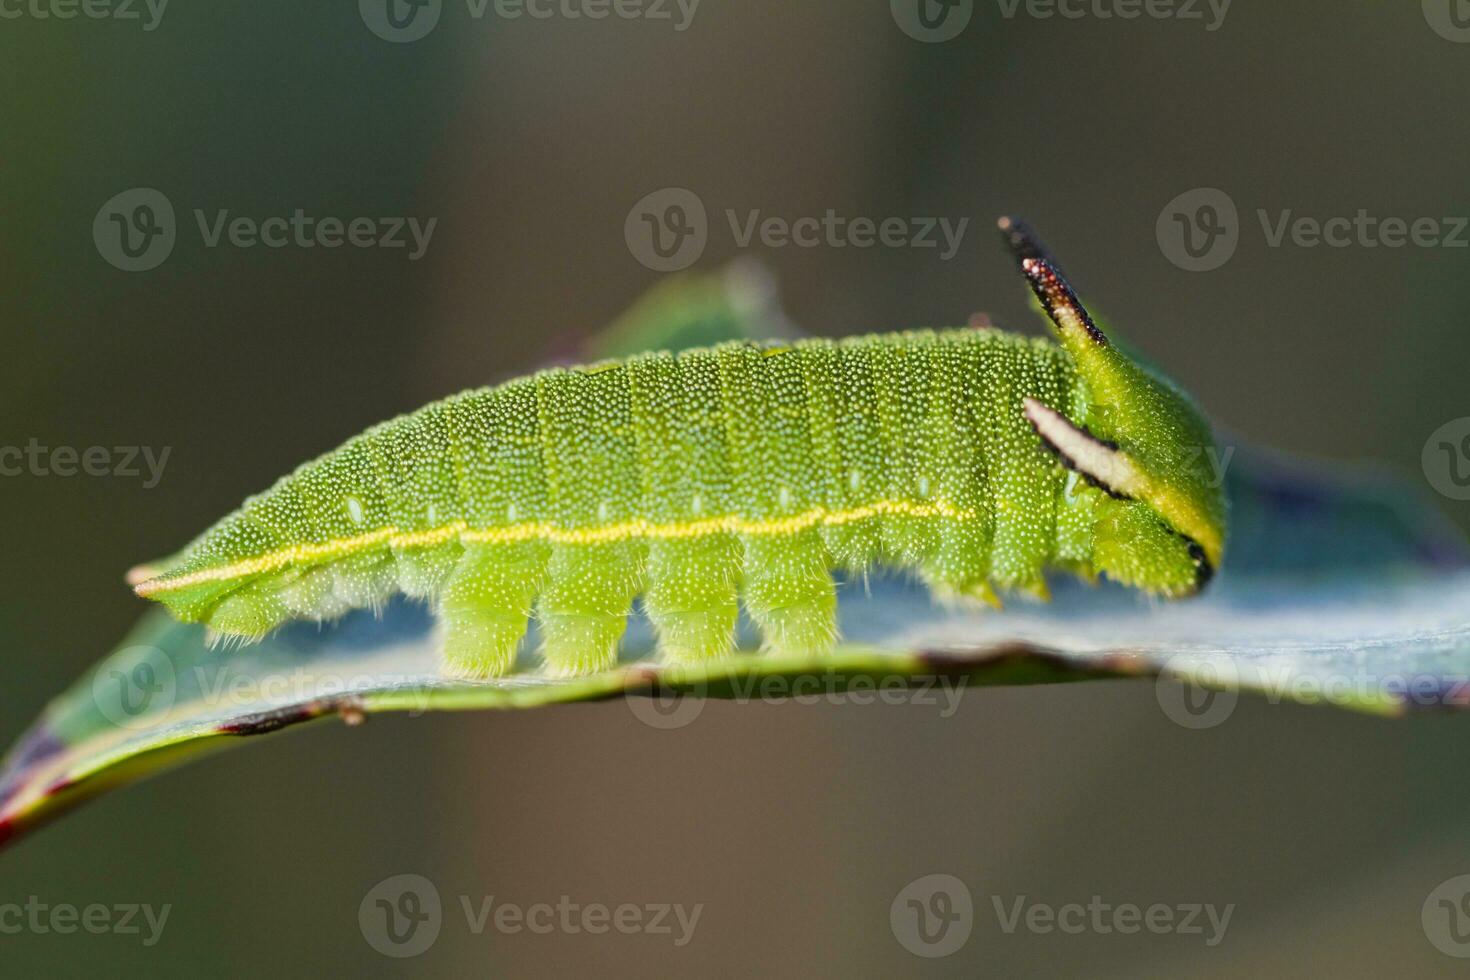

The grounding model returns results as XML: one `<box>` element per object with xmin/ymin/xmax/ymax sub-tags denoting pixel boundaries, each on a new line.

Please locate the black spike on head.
<box><xmin>1019</xmin><ymin>255</ymin><xmax>1109</xmax><ymax>347</ymax></box>
<box><xmin>997</xmin><ymin>216</ymin><xmax>1064</xmax><ymax>277</ymax></box>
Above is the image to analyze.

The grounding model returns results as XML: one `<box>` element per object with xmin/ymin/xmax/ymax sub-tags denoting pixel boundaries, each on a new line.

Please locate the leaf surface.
<box><xmin>4</xmin><ymin>270</ymin><xmax>1466</xmax><ymax>851</ymax></box>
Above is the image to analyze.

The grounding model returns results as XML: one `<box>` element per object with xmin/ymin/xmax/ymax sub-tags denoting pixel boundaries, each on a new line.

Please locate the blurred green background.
<box><xmin>5</xmin><ymin>1</ymin><xmax>1470</xmax><ymax>976</ymax></box>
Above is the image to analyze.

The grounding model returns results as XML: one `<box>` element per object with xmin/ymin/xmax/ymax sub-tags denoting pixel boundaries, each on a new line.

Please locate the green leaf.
<box><xmin>4</xmin><ymin>269</ymin><xmax>1467</xmax><ymax>852</ymax></box>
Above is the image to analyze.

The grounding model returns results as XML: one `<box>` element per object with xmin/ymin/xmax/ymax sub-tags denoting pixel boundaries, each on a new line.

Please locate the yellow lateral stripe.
<box><xmin>133</xmin><ymin>498</ymin><xmax>977</xmax><ymax>597</ymax></box>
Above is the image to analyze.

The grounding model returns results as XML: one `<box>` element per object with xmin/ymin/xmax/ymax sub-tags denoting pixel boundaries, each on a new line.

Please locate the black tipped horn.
<box><xmin>997</xmin><ymin>216</ymin><xmax>1063</xmax><ymax>275</ymax></box>
<box><xmin>1018</xmin><ymin>256</ymin><xmax>1109</xmax><ymax>347</ymax></box>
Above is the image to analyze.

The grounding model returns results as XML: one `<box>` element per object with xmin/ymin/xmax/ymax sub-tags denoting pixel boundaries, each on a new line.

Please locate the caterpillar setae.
<box><xmin>130</xmin><ymin>219</ymin><xmax>1227</xmax><ymax>679</ymax></box>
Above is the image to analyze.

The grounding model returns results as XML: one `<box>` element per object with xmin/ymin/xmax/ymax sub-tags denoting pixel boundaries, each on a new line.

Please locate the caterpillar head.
<box><xmin>1000</xmin><ymin>218</ymin><xmax>1227</xmax><ymax>594</ymax></box>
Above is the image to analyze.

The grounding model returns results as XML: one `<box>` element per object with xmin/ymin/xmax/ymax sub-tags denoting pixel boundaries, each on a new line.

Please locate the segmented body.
<box><xmin>139</xmin><ymin>328</ymin><xmax>1102</xmax><ymax>677</ymax></box>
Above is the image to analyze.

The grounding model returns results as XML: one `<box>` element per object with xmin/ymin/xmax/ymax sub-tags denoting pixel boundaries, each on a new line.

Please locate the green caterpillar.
<box><xmin>131</xmin><ymin>220</ymin><xmax>1227</xmax><ymax>679</ymax></box>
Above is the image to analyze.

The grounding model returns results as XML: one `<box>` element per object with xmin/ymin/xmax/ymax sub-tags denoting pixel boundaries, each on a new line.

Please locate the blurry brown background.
<box><xmin>5</xmin><ymin>1</ymin><xmax>1470</xmax><ymax>976</ymax></box>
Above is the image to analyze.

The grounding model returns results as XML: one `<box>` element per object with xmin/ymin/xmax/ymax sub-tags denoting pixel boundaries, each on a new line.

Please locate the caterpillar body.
<box><xmin>132</xmin><ymin>221</ymin><xmax>1227</xmax><ymax>679</ymax></box>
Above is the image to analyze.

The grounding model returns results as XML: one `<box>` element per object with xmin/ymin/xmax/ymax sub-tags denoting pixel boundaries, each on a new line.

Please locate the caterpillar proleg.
<box><xmin>132</xmin><ymin>220</ymin><xmax>1227</xmax><ymax>679</ymax></box>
